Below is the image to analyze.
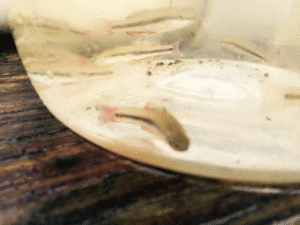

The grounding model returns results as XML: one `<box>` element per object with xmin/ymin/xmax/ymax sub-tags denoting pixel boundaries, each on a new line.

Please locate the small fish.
<box><xmin>107</xmin><ymin>7</ymin><xmax>198</xmax><ymax>36</ymax></box>
<box><xmin>126</xmin><ymin>31</ymin><xmax>156</xmax><ymax>37</ymax></box>
<box><xmin>261</xmin><ymin>84</ymin><xmax>300</xmax><ymax>112</ymax></box>
<box><xmin>10</xmin><ymin>14</ymin><xmax>85</xmax><ymax>34</ymax></box>
<box><xmin>221</xmin><ymin>37</ymin><xmax>269</xmax><ymax>63</ymax></box>
<box><xmin>97</xmin><ymin>105</ymin><xmax>189</xmax><ymax>151</ymax></box>
<box><xmin>19</xmin><ymin>45</ymin><xmax>112</xmax><ymax>76</ymax></box>
<box><xmin>126</xmin><ymin>7</ymin><xmax>197</xmax><ymax>20</ymax></box>
<box><xmin>93</xmin><ymin>44</ymin><xmax>177</xmax><ymax>65</ymax></box>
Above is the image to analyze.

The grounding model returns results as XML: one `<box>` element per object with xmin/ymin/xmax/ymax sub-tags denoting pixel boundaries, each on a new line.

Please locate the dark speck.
<box><xmin>168</xmin><ymin>62</ymin><xmax>173</xmax><ymax>66</ymax></box>
<box><xmin>174</xmin><ymin>59</ymin><xmax>182</xmax><ymax>64</ymax></box>
<box><xmin>156</xmin><ymin>62</ymin><xmax>164</xmax><ymax>66</ymax></box>
<box><xmin>199</xmin><ymin>60</ymin><xmax>203</xmax><ymax>64</ymax></box>
<box><xmin>86</xmin><ymin>107</ymin><xmax>91</xmax><ymax>110</ymax></box>
<box><xmin>264</xmin><ymin>73</ymin><xmax>269</xmax><ymax>77</ymax></box>
<box><xmin>266</xmin><ymin>117</ymin><xmax>271</xmax><ymax>121</ymax></box>
<box><xmin>147</xmin><ymin>71</ymin><xmax>152</xmax><ymax>76</ymax></box>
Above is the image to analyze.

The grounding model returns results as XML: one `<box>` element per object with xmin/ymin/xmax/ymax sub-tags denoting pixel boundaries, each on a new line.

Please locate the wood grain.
<box><xmin>1</xmin><ymin>49</ymin><xmax>300</xmax><ymax>225</ymax></box>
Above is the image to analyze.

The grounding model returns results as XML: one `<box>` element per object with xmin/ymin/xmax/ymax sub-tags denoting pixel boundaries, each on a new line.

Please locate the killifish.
<box><xmin>97</xmin><ymin>105</ymin><xmax>189</xmax><ymax>151</ymax></box>
<box><xmin>9</xmin><ymin>14</ymin><xmax>84</xmax><ymax>34</ymax></box>
<box><xmin>93</xmin><ymin>44</ymin><xmax>177</xmax><ymax>65</ymax></box>
<box><xmin>19</xmin><ymin>45</ymin><xmax>112</xmax><ymax>76</ymax></box>
<box><xmin>107</xmin><ymin>7</ymin><xmax>198</xmax><ymax>36</ymax></box>
<box><xmin>261</xmin><ymin>83</ymin><xmax>300</xmax><ymax>112</ymax></box>
<box><xmin>126</xmin><ymin>31</ymin><xmax>156</xmax><ymax>37</ymax></box>
<box><xmin>221</xmin><ymin>37</ymin><xmax>269</xmax><ymax>63</ymax></box>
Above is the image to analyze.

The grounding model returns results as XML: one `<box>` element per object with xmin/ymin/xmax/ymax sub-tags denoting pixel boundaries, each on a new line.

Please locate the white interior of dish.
<box><xmin>30</xmin><ymin>59</ymin><xmax>300</xmax><ymax>183</ymax></box>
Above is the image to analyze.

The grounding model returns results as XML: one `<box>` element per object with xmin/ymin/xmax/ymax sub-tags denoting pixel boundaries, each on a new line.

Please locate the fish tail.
<box><xmin>170</xmin><ymin>44</ymin><xmax>176</xmax><ymax>54</ymax></box>
<box><xmin>144</xmin><ymin>101</ymin><xmax>157</xmax><ymax>110</ymax></box>
<box><xmin>107</xmin><ymin>21</ymin><xmax>115</xmax><ymax>36</ymax></box>
<box><xmin>96</xmin><ymin>105</ymin><xmax>118</xmax><ymax>123</ymax></box>
<box><xmin>170</xmin><ymin>39</ymin><xmax>182</xmax><ymax>54</ymax></box>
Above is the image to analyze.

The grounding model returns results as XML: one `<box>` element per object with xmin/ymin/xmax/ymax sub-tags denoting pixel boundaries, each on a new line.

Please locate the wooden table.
<box><xmin>1</xmin><ymin>40</ymin><xmax>300</xmax><ymax>225</ymax></box>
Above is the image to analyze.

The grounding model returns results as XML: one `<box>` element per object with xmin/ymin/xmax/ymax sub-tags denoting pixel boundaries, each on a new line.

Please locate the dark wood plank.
<box><xmin>1</xmin><ymin>48</ymin><xmax>300</xmax><ymax>225</ymax></box>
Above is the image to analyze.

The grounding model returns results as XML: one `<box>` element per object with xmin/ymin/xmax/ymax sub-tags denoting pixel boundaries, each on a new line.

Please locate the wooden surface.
<box><xmin>1</xmin><ymin>47</ymin><xmax>300</xmax><ymax>225</ymax></box>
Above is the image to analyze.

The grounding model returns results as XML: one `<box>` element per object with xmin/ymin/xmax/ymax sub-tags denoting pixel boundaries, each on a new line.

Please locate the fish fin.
<box><xmin>107</xmin><ymin>21</ymin><xmax>115</xmax><ymax>36</ymax></box>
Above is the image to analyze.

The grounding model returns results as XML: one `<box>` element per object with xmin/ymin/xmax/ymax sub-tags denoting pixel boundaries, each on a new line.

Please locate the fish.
<box><xmin>92</xmin><ymin>43</ymin><xmax>177</xmax><ymax>65</ymax></box>
<box><xmin>126</xmin><ymin>31</ymin><xmax>156</xmax><ymax>37</ymax></box>
<box><xmin>261</xmin><ymin>83</ymin><xmax>300</xmax><ymax>112</ymax></box>
<box><xmin>126</xmin><ymin>7</ymin><xmax>197</xmax><ymax>20</ymax></box>
<box><xmin>221</xmin><ymin>37</ymin><xmax>269</xmax><ymax>63</ymax></box>
<box><xmin>97</xmin><ymin>105</ymin><xmax>190</xmax><ymax>151</ymax></box>
<box><xmin>107</xmin><ymin>7</ymin><xmax>198</xmax><ymax>36</ymax></box>
<box><xmin>9</xmin><ymin>14</ymin><xmax>85</xmax><ymax>34</ymax></box>
<box><xmin>19</xmin><ymin>45</ymin><xmax>112</xmax><ymax>76</ymax></box>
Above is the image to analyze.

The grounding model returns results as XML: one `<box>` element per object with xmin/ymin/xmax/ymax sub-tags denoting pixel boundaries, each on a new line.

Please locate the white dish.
<box><xmin>28</xmin><ymin>58</ymin><xmax>300</xmax><ymax>183</ymax></box>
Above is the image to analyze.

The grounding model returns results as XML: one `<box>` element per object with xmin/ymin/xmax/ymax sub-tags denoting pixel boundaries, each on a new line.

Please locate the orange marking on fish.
<box><xmin>144</xmin><ymin>102</ymin><xmax>157</xmax><ymax>110</ymax></box>
<box><xmin>170</xmin><ymin>44</ymin><xmax>176</xmax><ymax>53</ymax></box>
<box><xmin>103</xmin><ymin>106</ymin><xmax>118</xmax><ymax>122</ymax></box>
<box><xmin>126</xmin><ymin>31</ymin><xmax>143</xmax><ymax>37</ymax></box>
<box><xmin>77</xmin><ymin>56</ymin><xmax>88</xmax><ymax>66</ymax></box>
<box><xmin>107</xmin><ymin>21</ymin><xmax>115</xmax><ymax>36</ymax></box>
<box><xmin>83</xmin><ymin>30</ymin><xmax>92</xmax><ymax>40</ymax></box>
<box><xmin>141</xmin><ymin>124</ymin><xmax>159</xmax><ymax>135</ymax></box>
<box><xmin>126</xmin><ymin>31</ymin><xmax>156</xmax><ymax>37</ymax></box>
